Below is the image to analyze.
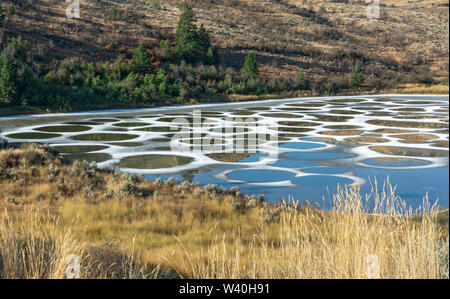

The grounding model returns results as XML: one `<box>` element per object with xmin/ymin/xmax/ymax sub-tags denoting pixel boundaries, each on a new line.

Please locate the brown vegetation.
<box><xmin>1</xmin><ymin>0</ymin><xmax>448</xmax><ymax>88</ymax></box>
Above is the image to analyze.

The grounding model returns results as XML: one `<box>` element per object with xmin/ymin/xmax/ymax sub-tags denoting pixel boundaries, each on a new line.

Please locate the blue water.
<box><xmin>270</xmin><ymin>159</ymin><xmax>321</xmax><ymax>168</ymax></box>
<box><xmin>2</xmin><ymin>95</ymin><xmax>448</xmax><ymax>211</ymax></box>
<box><xmin>228</xmin><ymin>169</ymin><xmax>296</xmax><ymax>183</ymax></box>
<box><xmin>144</xmin><ymin>149</ymin><xmax>449</xmax><ymax>210</ymax></box>
<box><xmin>284</xmin><ymin>151</ymin><xmax>356</xmax><ymax>160</ymax></box>
<box><xmin>279</xmin><ymin>142</ymin><xmax>326</xmax><ymax>150</ymax></box>
<box><xmin>355</xmin><ymin>167</ymin><xmax>449</xmax><ymax>209</ymax></box>
<box><xmin>303</xmin><ymin>167</ymin><xmax>349</xmax><ymax>174</ymax></box>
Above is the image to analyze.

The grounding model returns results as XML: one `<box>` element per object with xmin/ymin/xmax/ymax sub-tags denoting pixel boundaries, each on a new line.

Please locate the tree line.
<box><xmin>0</xmin><ymin>1</ymin><xmax>364</xmax><ymax>110</ymax></box>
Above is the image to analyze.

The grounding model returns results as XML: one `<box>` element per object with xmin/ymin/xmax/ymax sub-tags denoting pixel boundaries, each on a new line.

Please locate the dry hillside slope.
<box><xmin>1</xmin><ymin>0</ymin><xmax>449</xmax><ymax>86</ymax></box>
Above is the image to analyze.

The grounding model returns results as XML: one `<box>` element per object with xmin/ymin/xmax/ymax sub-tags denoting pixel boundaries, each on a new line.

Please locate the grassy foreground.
<box><xmin>0</xmin><ymin>144</ymin><xmax>448</xmax><ymax>279</ymax></box>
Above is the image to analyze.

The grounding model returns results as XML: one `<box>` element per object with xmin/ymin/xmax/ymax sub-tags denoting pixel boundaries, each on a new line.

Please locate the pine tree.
<box><xmin>206</xmin><ymin>47</ymin><xmax>219</xmax><ymax>65</ymax></box>
<box><xmin>0</xmin><ymin>49</ymin><xmax>18</xmax><ymax>105</ymax></box>
<box><xmin>175</xmin><ymin>1</ymin><xmax>198</xmax><ymax>61</ymax></box>
<box><xmin>132</xmin><ymin>44</ymin><xmax>151</xmax><ymax>74</ymax></box>
<box><xmin>197</xmin><ymin>24</ymin><xmax>211</xmax><ymax>53</ymax></box>
<box><xmin>9</xmin><ymin>2</ymin><xmax>14</xmax><ymax>15</ymax></box>
<box><xmin>296</xmin><ymin>69</ymin><xmax>309</xmax><ymax>90</ymax></box>
<box><xmin>350</xmin><ymin>63</ymin><xmax>363</xmax><ymax>88</ymax></box>
<box><xmin>242</xmin><ymin>52</ymin><xmax>258</xmax><ymax>79</ymax></box>
<box><xmin>0</xmin><ymin>6</ymin><xmax>5</xmax><ymax>28</ymax></box>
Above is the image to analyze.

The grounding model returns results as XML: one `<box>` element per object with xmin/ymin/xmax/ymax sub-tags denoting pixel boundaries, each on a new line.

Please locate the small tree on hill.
<box><xmin>132</xmin><ymin>44</ymin><xmax>151</xmax><ymax>74</ymax></box>
<box><xmin>349</xmin><ymin>63</ymin><xmax>363</xmax><ymax>88</ymax></box>
<box><xmin>9</xmin><ymin>2</ymin><xmax>14</xmax><ymax>15</ymax></box>
<box><xmin>206</xmin><ymin>46</ymin><xmax>219</xmax><ymax>65</ymax></box>
<box><xmin>296</xmin><ymin>69</ymin><xmax>309</xmax><ymax>90</ymax></box>
<box><xmin>0</xmin><ymin>49</ymin><xmax>18</xmax><ymax>105</ymax></box>
<box><xmin>0</xmin><ymin>6</ymin><xmax>5</xmax><ymax>28</ymax></box>
<box><xmin>175</xmin><ymin>1</ymin><xmax>198</xmax><ymax>61</ymax></box>
<box><xmin>197</xmin><ymin>24</ymin><xmax>211</xmax><ymax>53</ymax></box>
<box><xmin>242</xmin><ymin>52</ymin><xmax>258</xmax><ymax>79</ymax></box>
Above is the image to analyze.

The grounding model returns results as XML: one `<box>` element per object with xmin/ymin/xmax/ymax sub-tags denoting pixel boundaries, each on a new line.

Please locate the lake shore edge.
<box><xmin>1</xmin><ymin>90</ymin><xmax>448</xmax><ymax>119</ymax></box>
<box><xmin>1</xmin><ymin>85</ymin><xmax>448</xmax><ymax>118</ymax></box>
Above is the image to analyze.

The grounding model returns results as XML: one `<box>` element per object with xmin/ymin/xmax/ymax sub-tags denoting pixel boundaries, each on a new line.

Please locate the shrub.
<box><xmin>8</xmin><ymin>2</ymin><xmax>14</xmax><ymax>15</ymax></box>
<box><xmin>325</xmin><ymin>76</ymin><xmax>349</xmax><ymax>94</ymax></box>
<box><xmin>151</xmin><ymin>0</ymin><xmax>162</xmax><ymax>10</ymax></box>
<box><xmin>349</xmin><ymin>63</ymin><xmax>363</xmax><ymax>88</ymax></box>
<box><xmin>296</xmin><ymin>69</ymin><xmax>309</xmax><ymax>90</ymax></box>
<box><xmin>206</xmin><ymin>47</ymin><xmax>220</xmax><ymax>65</ymax></box>
<box><xmin>110</xmin><ymin>6</ymin><xmax>117</xmax><ymax>19</ymax></box>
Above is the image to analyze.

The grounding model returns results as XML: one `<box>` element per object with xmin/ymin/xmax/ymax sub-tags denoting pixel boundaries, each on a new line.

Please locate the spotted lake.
<box><xmin>1</xmin><ymin>95</ymin><xmax>448</xmax><ymax>209</ymax></box>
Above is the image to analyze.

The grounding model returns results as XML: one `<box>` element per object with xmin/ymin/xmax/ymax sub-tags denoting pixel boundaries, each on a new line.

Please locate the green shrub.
<box><xmin>110</xmin><ymin>6</ymin><xmax>117</xmax><ymax>19</ymax></box>
<box><xmin>8</xmin><ymin>2</ymin><xmax>14</xmax><ymax>15</ymax></box>
<box><xmin>349</xmin><ymin>63</ymin><xmax>363</xmax><ymax>88</ymax></box>
<box><xmin>296</xmin><ymin>69</ymin><xmax>309</xmax><ymax>90</ymax></box>
<box><xmin>151</xmin><ymin>0</ymin><xmax>162</xmax><ymax>10</ymax></box>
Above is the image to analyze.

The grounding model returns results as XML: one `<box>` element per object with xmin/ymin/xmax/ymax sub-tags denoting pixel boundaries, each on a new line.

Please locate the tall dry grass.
<box><xmin>0</xmin><ymin>145</ymin><xmax>448</xmax><ymax>278</ymax></box>
<box><xmin>0</xmin><ymin>210</ymin><xmax>82</xmax><ymax>279</ymax></box>
<box><xmin>175</xmin><ymin>180</ymin><xmax>448</xmax><ymax>279</ymax></box>
<box><xmin>0</xmin><ymin>210</ymin><xmax>148</xmax><ymax>279</ymax></box>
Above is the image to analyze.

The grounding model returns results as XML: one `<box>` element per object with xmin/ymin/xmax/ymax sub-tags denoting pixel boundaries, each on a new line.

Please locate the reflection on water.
<box><xmin>1</xmin><ymin>95</ymin><xmax>448</xmax><ymax>209</ymax></box>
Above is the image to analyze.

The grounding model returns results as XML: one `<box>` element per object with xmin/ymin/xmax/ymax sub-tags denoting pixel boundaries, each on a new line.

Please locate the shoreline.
<box><xmin>1</xmin><ymin>93</ymin><xmax>448</xmax><ymax>120</ymax></box>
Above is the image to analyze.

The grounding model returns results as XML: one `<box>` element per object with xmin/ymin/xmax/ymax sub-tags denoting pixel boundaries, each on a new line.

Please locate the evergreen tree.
<box><xmin>349</xmin><ymin>63</ymin><xmax>363</xmax><ymax>88</ymax></box>
<box><xmin>242</xmin><ymin>52</ymin><xmax>258</xmax><ymax>79</ymax></box>
<box><xmin>0</xmin><ymin>6</ymin><xmax>5</xmax><ymax>28</ymax></box>
<box><xmin>296</xmin><ymin>69</ymin><xmax>309</xmax><ymax>90</ymax></box>
<box><xmin>206</xmin><ymin>46</ymin><xmax>219</xmax><ymax>65</ymax></box>
<box><xmin>0</xmin><ymin>49</ymin><xmax>18</xmax><ymax>105</ymax></box>
<box><xmin>197</xmin><ymin>24</ymin><xmax>211</xmax><ymax>53</ymax></box>
<box><xmin>175</xmin><ymin>1</ymin><xmax>198</xmax><ymax>62</ymax></box>
<box><xmin>132</xmin><ymin>44</ymin><xmax>151</xmax><ymax>74</ymax></box>
<box><xmin>9</xmin><ymin>2</ymin><xmax>14</xmax><ymax>15</ymax></box>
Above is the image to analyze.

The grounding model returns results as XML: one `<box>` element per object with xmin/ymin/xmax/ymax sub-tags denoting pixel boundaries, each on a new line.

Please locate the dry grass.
<box><xmin>0</xmin><ymin>144</ymin><xmax>448</xmax><ymax>278</ymax></box>
<box><xmin>0</xmin><ymin>209</ymin><xmax>152</xmax><ymax>278</ymax></box>
<box><xmin>0</xmin><ymin>210</ymin><xmax>82</xmax><ymax>279</ymax></box>
<box><xmin>2</xmin><ymin>0</ymin><xmax>448</xmax><ymax>85</ymax></box>
<box><xmin>391</xmin><ymin>83</ymin><xmax>449</xmax><ymax>94</ymax></box>
<box><xmin>175</xmin><ymin>182</ymin><xmax>447</xmax><ymax>279</ymax></box>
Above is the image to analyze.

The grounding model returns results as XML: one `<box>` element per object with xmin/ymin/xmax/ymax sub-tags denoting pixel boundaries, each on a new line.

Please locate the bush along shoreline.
<box><xmin>1</xmin><ymin>2</ymin><xmax>447</xmax><ymax>117</ymax></box>
<box><xmin>0</xmin><ymin>143</ymin><xmax>448</xmax><ymax>279</ymax></box>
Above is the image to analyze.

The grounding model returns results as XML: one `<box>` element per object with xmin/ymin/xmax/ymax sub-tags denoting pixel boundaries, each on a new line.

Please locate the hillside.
<box><xmin>1</xmin><ymin>0</ymin><xmax>448</xmax><ymax>87</ymax></box>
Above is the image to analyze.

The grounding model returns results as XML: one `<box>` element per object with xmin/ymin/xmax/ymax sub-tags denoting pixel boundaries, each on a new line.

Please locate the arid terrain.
<box><xmin>2</xmin><ymin>0</ymin><xmax>448</xmax><ymax>86</ymax></box>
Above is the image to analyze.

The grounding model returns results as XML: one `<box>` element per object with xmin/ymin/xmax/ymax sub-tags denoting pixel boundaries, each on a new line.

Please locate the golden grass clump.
<box><xmin>0</xmin><ymin>210</ymin><xmax>82</xmax><ymax>279</ymax></box>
